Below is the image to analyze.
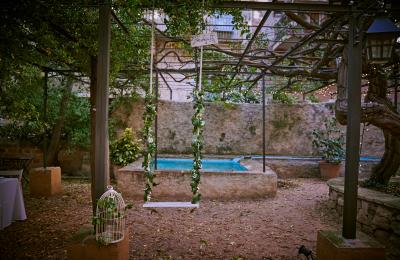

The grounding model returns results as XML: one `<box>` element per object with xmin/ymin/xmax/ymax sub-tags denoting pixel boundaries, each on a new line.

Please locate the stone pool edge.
<box><xmin>116</xmin><ymin>167</ymin><xmax>277</xmax><ymax>200</ymax></box>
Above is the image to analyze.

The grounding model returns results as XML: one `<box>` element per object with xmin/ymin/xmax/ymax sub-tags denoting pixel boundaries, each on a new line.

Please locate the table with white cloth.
<box><xmin>0</xmin><ymin>177</ymin><xmax>27</xmax><ymax>230</ymax></box>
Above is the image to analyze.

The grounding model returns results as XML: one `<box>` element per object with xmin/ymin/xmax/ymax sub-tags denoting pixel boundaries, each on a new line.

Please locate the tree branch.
<box><xmin>285</xmin><ymin>12</ymin><xmax>319</xmax><ymax>30</ymax></box>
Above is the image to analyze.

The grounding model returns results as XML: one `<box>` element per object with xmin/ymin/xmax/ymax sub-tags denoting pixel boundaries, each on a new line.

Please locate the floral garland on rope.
<box><xmin>143</xmin><ymin>6</ymin><xmax>157</xmax><ymax>202</ymax></box>
<box><xmin>142</xmin><ymin>90</ymin><xmax>156</xmax><ymax>202</ymax></box>
<box><xmin>191</xmin><ymin>51</ymin><xmax>205</xmax><ymax>204</ymax></box>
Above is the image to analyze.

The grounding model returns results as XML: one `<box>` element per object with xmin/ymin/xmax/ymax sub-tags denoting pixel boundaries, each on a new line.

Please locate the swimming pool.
<box><xmin>154</xmin><ymin>158</ymin><xmax>247</xmax><ymax>172</ymax></box>
<box><xmin>249</xmin><ymin>155</ymin><xmax>381</xmax><ymax>162</ymax></box>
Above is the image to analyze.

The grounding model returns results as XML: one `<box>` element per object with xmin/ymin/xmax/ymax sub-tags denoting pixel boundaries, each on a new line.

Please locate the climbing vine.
<box><xmin>142</xmin><ymin>90</ymin><xmax>156</xmax><ymax>202</ymax></box>
<box><xmin>191</xmin><ymin>79</ymin><xmax>205</xmax><ymax>204</ymax></box>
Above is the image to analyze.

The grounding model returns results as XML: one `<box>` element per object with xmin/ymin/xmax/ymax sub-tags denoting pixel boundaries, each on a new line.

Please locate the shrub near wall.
<box><xmin>112</xmin><ymin>100</ymin><xmax>384</xmax><ymax>157</ymax></box>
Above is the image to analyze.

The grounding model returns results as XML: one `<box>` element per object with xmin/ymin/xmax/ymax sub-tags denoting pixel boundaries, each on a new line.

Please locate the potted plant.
<box><xmin>109</xmin><ymin>128</ymin><xmax>141</xmax><ymax>179</ymax></box>
<box><xmin>312</xmin><ymin>118</ymin><xmax>345</xmax><ymax>180</ymax></box>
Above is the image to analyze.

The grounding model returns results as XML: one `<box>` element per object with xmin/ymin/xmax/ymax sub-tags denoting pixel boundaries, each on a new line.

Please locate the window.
<box><xmin>217</xmin><ymin>31</ymin><xmax>233</xmax><ymax>40</ymax></box>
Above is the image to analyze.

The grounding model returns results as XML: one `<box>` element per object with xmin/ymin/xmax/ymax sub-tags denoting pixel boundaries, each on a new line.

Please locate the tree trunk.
<box><xmin>335</xmin><ymin>48</ymin><xmax>400</xmax><ymax>184</ymax></box>
<box><xmin>90</xmin><ymin>55</ymin><xmax>97</xmax><ymax>216</ymax></box>
<box><xmin>370</xmin><ymin>131</ymin><xmax>400</xmax><ymax>185</ymax></box>
<box><xmin>45</xmin><ymin>77</ymin><xmax>73</xmax><ymax>165</ymax></box>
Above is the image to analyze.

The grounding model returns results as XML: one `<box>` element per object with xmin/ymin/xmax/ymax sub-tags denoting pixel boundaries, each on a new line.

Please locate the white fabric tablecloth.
<box><xmin>0</xmin><ymin>178</ymin><xmax>27</xmax><ymax>230</ymax></box>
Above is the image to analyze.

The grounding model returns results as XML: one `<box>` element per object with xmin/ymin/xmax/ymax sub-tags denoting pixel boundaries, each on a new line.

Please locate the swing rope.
<box><xmin>190</xmin><ymin>0</ymin><xmax>206</xmax><ymax>204</ymax></box>
<box><xmin>143</xmin><ymin>1</ymin><xmax>206</xmax><ymax>207</ymax></box>
<box><xmin>359</xmin><ymin>122</ymin><xmax>366</xmax><ymax>157</ymax></box>
<box><xmin>149</xmin><ymin>7</ymin><xmax>155</xmax><ymax>95</ymax></box>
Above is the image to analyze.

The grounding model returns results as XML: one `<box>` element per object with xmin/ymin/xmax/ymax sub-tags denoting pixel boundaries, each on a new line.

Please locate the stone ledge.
<box><xmin>327</xmin><ymin>177</ymin><xmax>400</xmax><ymax>210</ymax></box>
<box><xmin>116</xmin><ymin>166</ymin><xmax>277</xmax><ymax>200</ymax></box>
<box><xmin>327</xmin><ymin>177</ymin><xmax>400</xmax><ymax>260</ymax></box>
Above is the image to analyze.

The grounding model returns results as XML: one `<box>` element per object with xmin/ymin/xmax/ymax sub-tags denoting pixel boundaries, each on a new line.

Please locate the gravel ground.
<box><xmin>0</xmin><ymin>178</ymin><xmax>340</xmax><ymax>259</ymax></box>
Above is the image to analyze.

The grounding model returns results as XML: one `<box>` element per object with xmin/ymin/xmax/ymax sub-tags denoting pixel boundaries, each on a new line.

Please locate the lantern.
<box><xmin>366</xmin><ymin>16</ymin><xmax>400</xmax><ymax>64</ymax></box>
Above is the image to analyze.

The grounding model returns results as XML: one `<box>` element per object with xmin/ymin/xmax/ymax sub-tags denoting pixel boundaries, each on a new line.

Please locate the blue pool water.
<box><xmin>154</xmin><ymin>158</ymin><xmax>247</xmax><ymax>172</ymax></box>
<box><xmin>249</xmin><ymin>155</ymin><xmax>381</xmax><ymax>162</ymax></box>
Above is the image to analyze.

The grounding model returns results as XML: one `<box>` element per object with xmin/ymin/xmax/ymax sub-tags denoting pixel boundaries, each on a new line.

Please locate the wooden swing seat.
<box><xmin>143</xmin><ymin>202</ymin><xmax>199</xmax><ymax>208</ymax></box>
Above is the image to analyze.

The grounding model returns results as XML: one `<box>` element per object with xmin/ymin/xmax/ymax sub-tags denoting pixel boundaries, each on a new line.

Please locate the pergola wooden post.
<box><xmin>93</xmin><ymin>4</ymin><xmax>111</xmax><ymax>206</ymax></box>
<box><xmin>342</xmin><ymin>8</ymin><xmax>362</xmax><ymax>239</ymax></box>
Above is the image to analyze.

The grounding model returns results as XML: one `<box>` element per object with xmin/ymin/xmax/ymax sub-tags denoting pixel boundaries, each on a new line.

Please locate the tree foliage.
<box><xmin>0</xmin><ymin>66</ymin><xmax>90</xmax><ymax>150</ymax></box>
<box><xmin>1</xmin><ymin>0</ymin><xmax>398</xmax><ymax>185</ymax></box>
<box><xmin>0</xmin><ymin>0</ymin><xmax>151</xmax><ymax>164</ymax></box>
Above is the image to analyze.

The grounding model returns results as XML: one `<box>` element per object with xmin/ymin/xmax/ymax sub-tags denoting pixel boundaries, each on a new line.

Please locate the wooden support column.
<box><xmin>394</xmin><ymin>63</ymin><xmax>398</xmax><ymax>113</ymax></box>
<box><xmin>342</xmin><ymin>10</ymin><xmax>362</xmax><ymax>239</ymax></box>
<box><xmin>262</xmin><ymin>75</ymin><xmax>266</xmax><ymax>173</ymax></box>
<box><xmin>43</xmin><ymin>70</ymin><xmax>48</xmax><ymax>169</ymax></box>
<box><xmin>94</xmin><ymin>4</ymin><xmax>111</xmax><ymax>203</ymax></box>
<box><xmin>90</xmin><ymin>55</ymin><xmax>97</xmax><ymax>215</ymax></box>
<box><xmin>155</xmin><ymin>71</ymin><xmax>159</xmax><ymax>170</ymax></box>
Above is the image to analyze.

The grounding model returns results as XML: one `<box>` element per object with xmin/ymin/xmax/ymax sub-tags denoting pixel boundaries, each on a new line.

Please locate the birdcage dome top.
<box><xmin>97</xmin><ymin>185</ymin><xmax>126</xmax><ymax>209</ymax></box>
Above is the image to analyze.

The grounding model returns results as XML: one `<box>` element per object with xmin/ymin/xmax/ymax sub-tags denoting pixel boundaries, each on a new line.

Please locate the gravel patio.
<box><xmin>0</xmin><ymin>178</ymin><xmax>340</xmax><ymax>259</ymax></box>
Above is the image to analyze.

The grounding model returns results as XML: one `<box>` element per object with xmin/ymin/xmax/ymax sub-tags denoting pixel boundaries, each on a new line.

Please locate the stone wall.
<box><xmin>0</xmin><ymin>141</ymin><xmax>44</xmax><ymax>168</ymax></box>
<box><xmin>0</xmin><ymin>140</ymin><xmax>90</xmax><ymax>176</ymax></box>
<box><xmin>328</xmin><ymin>178</ymin><xmax>400</xmax><ymax>260</ymax></box>
<box><xmin>112</xmin><ymin>100</ymin><xmax>384</xmax><ymax>157</ymax></box>
<box><xmin>0</xmin><ymin>101</ymin><xmax>385</xmax><ymax>177</ymax></box>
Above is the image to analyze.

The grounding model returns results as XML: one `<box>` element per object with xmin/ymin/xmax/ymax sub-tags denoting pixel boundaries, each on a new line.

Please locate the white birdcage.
<box><xmin>95</xmin><ymin>186</ymin><xmax>126</xmax><ymax>244</ymax></box>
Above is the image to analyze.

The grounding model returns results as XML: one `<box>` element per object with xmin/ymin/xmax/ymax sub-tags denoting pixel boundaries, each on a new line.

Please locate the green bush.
<box><xmin>306</xmin><ymin>94</ymin><xmax>320</xmax><ymax>103</ymax></box>
<box><xmin>109</xmin><ymin>128</ymin><xmax>141</xmax><ymax>166</ymax></box>
<box><xmin>272</xmin><ymin>91</ymin><xmax>298</xmax><ymax>104</ymax></box>
<box><xmin>312</xmin><ymin>118</ymin><xmax>345</xmax><ymax>164</ymax></box>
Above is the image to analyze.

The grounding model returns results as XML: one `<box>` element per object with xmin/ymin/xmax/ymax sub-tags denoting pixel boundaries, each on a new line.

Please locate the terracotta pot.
<box><xmin>68</xmin><ymin>229</ymin><xmax>129</xmax><ymax>260</ymax></box>
<box><xmin>319</xmin><ymin>161</ymin><xmax>341</xmax><ymax>180</ymax></box>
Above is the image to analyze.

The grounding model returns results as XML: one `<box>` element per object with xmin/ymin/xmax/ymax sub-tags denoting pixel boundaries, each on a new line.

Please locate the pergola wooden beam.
<box><xmin>249</xmin><ymin>15</ymin><xmax>341</xmax><ymax>87</ymax></box>
<box><xmin>111</xmin><ymin>10</ymin><xmax>130</xmax><ymax>35</ymax></box>
<box><xmin>231</xmin><ymin>1</ymin><xmax>276</xmax><ymax>76</ymax></box>
<box><xmin>214</xmin><ymin>1</ymin><xmax>351</xmax><ymax>12</ymax></box>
